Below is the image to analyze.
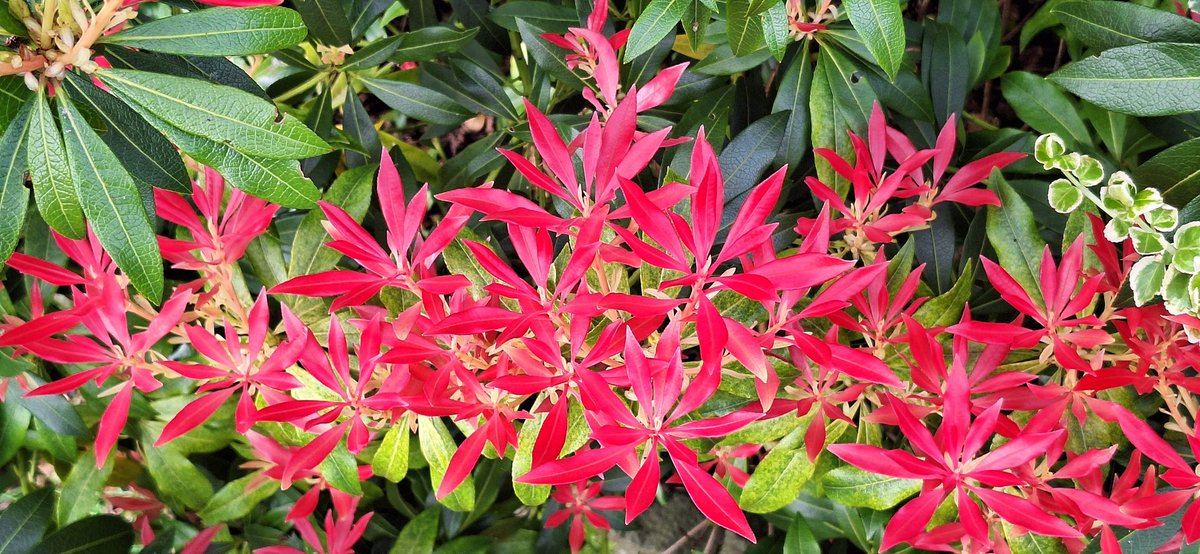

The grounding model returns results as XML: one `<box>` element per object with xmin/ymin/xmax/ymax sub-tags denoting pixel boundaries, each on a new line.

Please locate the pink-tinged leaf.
<box><xmin>1055</xmin><ymin>446</ymin><xmax>1116</xmax><ymax>479</ymax></box>
<box><xmin>26</xmin><ymin>367</ymin><xmax>106</xmax><ymax>396</ymax></box>
<box><xmin>599</xmin><ymin>294</ymin><xmax>682</xmax><ymax>318</ymax></box>
<box><xmin>745</xmin><ymin>253</ymin><xmax>854</xmax><ymax>290</ymax></box>
<box><xmin>881</xmin><ymin>489</ymin><xmax>946</xmax><ymax>550</ymax></box>
<box><xmin>932</xmin><ymin>115</ymin><xmax>956</xmax><ymax>183</ymax></box>
<box><xmin>179</xmin><ymin>525</ymin><xmax>224</xmax><ymax>554</ymax></box>
<box><xmin>269</xmin><ymin>271</ymin><xmax>380</xmax><ymax>297</ymax></box>
<box><xmin>943</xmin><ymin>152</ymin><xmax>1025</xmax><ymax>195</ymax></box>
<box><xmin>972</xmin><ymin>431</ymin><xmax>1063</xmax><ymax>473</ymax></box>
<box><xmin>724</xmin><ymin>320</ymin><xmax>768</xmax><ymax>381</ymax></box>
<box><xmin>636</xmin><ymin>63</ymin><xmax>687</xmax><ymax>111</ymax></box>
<box><xmin>5</xmin><ymin>253</ymin><xmax>83</xmax><ymax>286</ymax></box>
<box><xmin>672</xmin><ymin>297</ymin><xmax>725</xmax><ymax>419</ymax></box>
<box><xmin>671</xmin><ymin>410</ymin><xmax>761</xmax><ymax>439</ymax></box>
<box><xmin>971</xmin><ymin>486</ymin><xmax>1081</xmax><ymax>538</ymax></box>
<box><xmin>980</xmin><ymin>257</ymin><xmax>1043</xmax><ymax>317</ymax></box>
<box><xmin>664</xmin><ymin>440</ymin><xmax>755</xmax><ymax>542</ymax></box>
<box><xmin>282</xmin><ymin>423</ymin><xmax>347</xmax><ymax>488</ymax></box>
<box><xmin>1106</xmin><ymin>403</ymin><xmax>1189</xmax><ymax>470</ymax></box>
<box><xmin>518</xmin><ymin>444</ymin><xmax>636</xmax><ymax>485</ymax></box>
<box><xmin>828</xmin><ymin>344</ymin><xmax>902</xmax><ymax>387</ymax></box>
<box><xmin>0</xmin><ymin>309</ymin><xmax>86</xmax><ymax>348</ymax></box>
<box><xmin>414</xmin><ymin>274</ymin><xmax>471</xmax><ymax>295</ymax></box>
<box><xmin>498</xmin><ymin>149</ymin><xmax>575</xmax><ymax>205</ymax></box>
<box><xmin>96</xmin><ymin>383</ymin><xmax>134</xmax><ymax>468</ymax></box>
<box><xmin>826</xmin><ymin>444</ymin><xmax>935</xmax><ymax>479</ymax></box>
<box><xmin>523</xmin><ymin>99</ymin><xmax>578</xmax><ymax>193</ymax></box>
<box><xmin>1052</xmin><ymin>488</ymin><xmax>1145</xmax><ymax>527</ymax></box>
<box><xmin>157</xmin><ymin>388</ymin><xmax>237</xmax><ymax>446</ymax></box>
<box><xmin>438</xmin><ymin>426</ymin><xmax>488</xmax><ymax>499</ymax></box>
<box><xmin>625</xmin><ymin>448</ymin><xmax>660</xmax><ymax>523</ymax></box>
<box><xmin>532</xmin><ymin>399</ymin><xmax>570</xmax><ymax>466</ymax></box>
<box><xmin>253</xmin><ymin>399</ymin><xmax>335</xmax><ymax>423</ymax></box>
<box><xmin>617</xmin><ymin>178</ymin><xmax>685</xmax><ymax>261</ymax></box>
<box><xmin>426</xmin><ymin>306</ymin><xmax>520</xmax><ymax>335</ymax></box>
<box><xmin>376</xmin><ymin>148</ymin><xmax>408</xmax><ymax>245</ymax></box>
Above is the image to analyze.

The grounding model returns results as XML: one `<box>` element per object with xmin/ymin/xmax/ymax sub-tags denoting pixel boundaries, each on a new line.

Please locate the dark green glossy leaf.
<box><xmin>844</xmin><ymin>0</ymin><xmax>905</xmax><ymax>80</ymax></box>
<box><xmin>57</xmin><ymin>94</ymin><xmax>162</xmax><ymax>299</ymax></box>
<box><xmin>1054</xmin><ymin>1</ymin><xmax>1200</xmax><ymax>50</ymax></box>
<box><xmin>289</xmin><ymin>164</ymin><xmax>374</xmax><ymax>277</ymax></box>
<box><xmin>450</xmin><ymin>58</ymin><xmax>519</xmax><ymax>120</ymax></box>
<box><xmin>0</xmin><ymin>398</ymin><xmax>30</xmax><ymax>466</ymax></box>
<box><xmin>390</xmin><ymin>27</ymin><xmax>479</xmax><ymax>63</ymax></box>
<box><xmin>142</xmin><ymin>442</ymin><xmax>213</xmax><ymax>510</ymax></box>
<box><xmin>342</xmin><ymin>35</ymin><xmax>405</xmax><ymax>72</ymax></box>
<box><xmin>360</xmin><ymin>76</ymin><xmax>473</xmax><ymax>125</ymax></box>
<box><xmin>320</xmin><ymin>441</ymin><xmax>363</xmax><ymax>495</ymax></box>
<box><xmin>198</xmin><ymin>472</ymin><xmax>278</xmax><ymax>525</ymax></box>
<box><xmin>292</xmin><ymin>0</ymin><xmax>352</xmax><ymax>45</ymax></box>
<box><xmin>986</xmin><ymin>170</ymin><xmax>1047</xmax><ymax>307</ymax></box>
<box><xmin>389</xmin><ymin>508</ymin><xmax>438</xmax><ymax>554</ymax></box>
<box><xmin>0</xmin><ymin>101</ymin><xmax>31</xmax><ymax>263</ymax></box>
<box><xmin>0</xmin><ymin>77</ymin><xmax>30</xmax><ymax>130</ymax></box>
<box><xmin>921</xmin><ymin>20</ymin><xmax>969</xmax><ymax>126</ymax></box>
<box><xmin>30</xmin><ymin>515</ymin><xmax>133</xmax><ymax>554</ymax></box>
<box><xmin>625</xmin><ymin>0</ymin><xmax>687</xmax><ymax>61</ymax></box>
<box><xmin>1049</xmin><ymin>43</ymin><xmax>1200</xmax><ymax>117</ymax></box>
<box><xmin>104</xmin><ymin>7</ymin><xmax>306</xmax><ymax>55</ymax></box>
<box><xmin>1001</xmin><ymin>71</ymin><xmax>1091</xmax><ymax>148</ymax></box>
<box><xmin>490</xmin><ymin>1</ymin><xmax>577</xmax><ymax>33</ymax></box>
<box><xmin>61</xmin><ymin>72</ymin><xmax>190</xmax><ymax>194</ymax></box>
<box><xmin>517</xmin><ymin>20</ymin><xmax>585</xmax><ymax>89</ymax></box>
<box><xmin>773</xmin><ymin>41</ymin><xmax>814</xmax><ymax>168</ymax></box>
<box><xmin>0</xmin><ymin>489</ymin><xmax>54</xmax><ymax>554</ymax></box>
<box><xmin>27</xmin><ymin>90</ymin><xmax>84</xmax><ymax>239</ymax></box>
<box><xmin>1133</xmin><ymin>136</ymin><xmax>1200</xmax><ymax>209</ymax></box>
<box><xmin>5</xmin><ymin>380</ymin><xmax>87</xmax><ymax>437</ymax></box>
<box><xmin>719</xmin><ymin>111</ymin><xmax>789</xmax><ymax>227</ymax></box>
<box><xmin>727</xmin><ymin>0</ymin><xmax>766</xmax><ymax>56</ymax></box>
<box><xmin>56</xmin><ymin>449</ymin><xmax>114</xmax><ymax>525</ymax></box>
<box><xmin>103</xmin><ymin>47</ymin><xmax>272</xmax><ymax>100</ymax></box>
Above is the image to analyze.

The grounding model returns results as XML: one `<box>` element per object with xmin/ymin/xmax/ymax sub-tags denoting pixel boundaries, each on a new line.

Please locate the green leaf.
<box><xmin>372</xmin><ymin>421</ymin><xmax>411</xmax><ymax>482</ymax></box>
<box><xmin>56</xmin><ymin>93</ymin><xmax>163</xmax><ymax>301</ymax></box>
<box><xmin>320</xmin><ymin>441</ymin><xmax>363</xmax><ymax>495</ymax></box>
<box><xmin>342</xmin><ymin>35</ymin><xmax>405</xmax><ymax>72</ymax></box>
<box><xmin>389</xmin><ymin>509</ymin><xmax>439</xmax><ymax>554</ymax></box>
<box><xmin>360</xmin><ymin>76</ymin><xmax>473</xmax><ymax>125</ymax></box>
<box><xmin>0</xmin><ymin>77</ymin><xmax>32</xmax><ymax>134</ymax></box>
<box><xmin>103</xmin><ymin>48</ymin><xmax>272</xmax><ymax>101</ymax></box>
<box><xmin>0</xmin><ymin>399</ymin><xmax>30</xmax><ymax>466</ymax></box>
<box><xmin>625</xmin><ymin>0</ymin><xmax>687</xmax><ymax>61</ymax></box>
<box><xmin>1053</xmin><ymin>1</ymin><xmax>1200</xmax><ymax>51</ymax></box>
<box><xmin>30</xmin><ymin>515</ymin><xmax>133</xmax><ymax>554</ymax></box>
<box><xmin>517</xmin><ymin>20</ymin><xmax>585</xmax><ymax>89</ymax></box>
<box><xmin>143</xmin><ymin>442</ymin><xmax>213</xmax><ymax>510</ymax></box>
<box><xmin>773</xmin><ymin>41</ymin><xmax>814</xmax><ymax>168</ymax></box>
<box><xmin>6</xmin><ymin>380</ymin><xmax>87</xmax><ymax>437</ymax></box>
<box><xmin>810</xmin><ymin>46</ymin><xmax>876</xmax><ymax>197</ymax></box>
<box><xmin>198</xmin><ymin>472</ymin><xmax>279</xmax><ymax>525</ymax></box>
<box><xmin>740</xmin><ymin>425</ymin><xmax>817</xmax><ymax>513</ymax></box>
<box><xmin>98</xmin><ymin>68</ymin><xmax>330</xmax><ymax>160</ymax></box>
<box><xmin>0</xmin><ymin>101</ymin><xmax>31</xmax><ymax>263</ymax></box>
<box><xmin>912</xmin><ymin>260</ymin><xmax>975</xmax><ymax>327</ymax></box>
<box><xmin>1005</xmin><ymin>520</ymin><xmax>1067</xmax><ymax>554</ymax></box>
<box><xmin>822</xmin><ymin>466</ymin><xmax>921</xmax><ymax>510</ymax></box>
<box><xmin>844</xmin><ymin>0</ymin><xmax>905</xmax><ymax>80</ymax></box>
<box><xmin>1133</xmin><ymin>137</ymin><xmax>1200</xmax><ymax>209</ymax></box>
<box><xmin>103</xmin><ymin>7</ymin><xmax>307</xmax><ymax>56</ymax></box>
<box><xmin>56</xmin><ymin>449</ymin><xmax>114</xmax><ymax>525</ymax></box>
<box><xmin>511</xmin><ymin>412</ymin><xmax>551</xmax><ymax>506</ymax></box>
<box><xmin>292</xmin><ymin>0</ymin><xmax>352</xmax><ymax>45</ymax></box>
<box><xmin>986</xmin><ymin>171</ymin><xmax>1047</xmax><ymax>307</ymax></box>
<box><xmin>718</xmin><ymin>111</ymin><xmax>789</xmax><ymax>227</ymax></box>
<box><xmin>60</xmin><ymin>72</ymin><xmax>190</xmax><ymax>194</ymax></box>
<box><xmin>136</xmin><ymin>108</ymin><xmax>320</xmax><ymax>208</ymax></box>
<box><xmin>390</xmin><ymin>27</ymin><xmax>480</xmax><ymax>63</ymax></box>
<box><xmin>450</xmin><ymin>58</ymin><xmax>520</xmax><ymax>121</ymax></box>
<box><xmin>289</xmin><ymin>164</ymin><xmax>374</xmax><ymax>277</ymax></box>
<box><xmin>0</xmin><ymin>489</ymin><xmax>53</xmax><ymax>554</ymax></box>
<box><xmin>490</xmin><ymin>2</ymin><xmax>578</xmax><ymax>33</ymax></box>
<box><xmin>1001</xmin><ymin>71</ymin><xmax>1091</xmax><ymax>148</ymax></box>
<box><xmin>1048</xmin><ymin>178</ymin><xmax>1084</xmax><ymax>213</ymax></box>
<box><xmin>922</xmin><ymin>20</ymin><xmax>969</xmax><ymax>126</ymax></box>
<box><xmin>417</xmin><ymin>416</ymin><xmax>475</xmax><ymax>512</ymax></box>
<box><xmin>784</xmin><ymin>515</ymin><xmax>820</xmax><ymax>554</ymax></box>
<box><xmin>726</xmin><ymin>0</ymin><xmax>766</xmax><ymax>57</ymax></box>
<box><xmin>27</xmin><ymin>90</ymin><xmax>84</xmax><ymax>239</ymax></box>
<box><xmin>1049</xmin><ymin>43</ymin><xmax>1200</xmax><ymax>117</ymax></box>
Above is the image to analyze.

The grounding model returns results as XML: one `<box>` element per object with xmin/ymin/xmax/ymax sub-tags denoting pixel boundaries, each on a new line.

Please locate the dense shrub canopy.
<box><xmin>2</xmin><ymin>0</ymin><xmax>1200</xmax><ymax>552</ymax></box>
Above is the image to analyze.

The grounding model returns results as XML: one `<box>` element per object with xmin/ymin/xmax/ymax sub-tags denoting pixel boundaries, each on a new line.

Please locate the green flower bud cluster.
<box><xmin>1036</xmin><ymin>133</ymin><xmax>1200</xmax><ymax>324</ymax></box>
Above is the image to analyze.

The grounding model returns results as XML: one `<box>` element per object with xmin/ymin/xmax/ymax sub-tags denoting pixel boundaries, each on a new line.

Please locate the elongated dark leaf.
<box><xmin>61</xmin><ymin>72</ymin><xmax>190</xmax><ymax>194</ymax></box>
<box><xmin>1133</xmin><ymin>137</ymin><xmax>1200</xmax><ymax>209</ymax></box>
<box><xmin>773</xmin><ymin>41</ymin><xmax>814</xmax><ymax>168</ymax></box>
<box><xmin>30</xmin><ymin>515</ymin><xmax>132</xmax><ymax>554</ymax></box>
<box><xmin>625</xmin><ymin>0</ymin><xmax>687</xmax><ymax>61</ymax></box>
<box><xmin>292</xmin><ymin>0</ymin><xmax>352</xmax><ymax>45</ymax></box>
<box><xmin>103</xmin><ymin>48</ymin><xmax>272</xmax><ymax>100</ymax></box>
<box><xmin>6</xmin><ymin>381</ymin><xmax>87</xmax><ymax>437</ymax></box>
<box><xmin>1049</xmin><ymin>43</ymin><xmax>1200</xmax><ymax>117</ymax></box>
<box><xmin>1053</xmin><ymin>1</ymin><xmax>1200</xmax><ymax>50</ymax></box>
<box><xmin>27</xmin><ymin>90</ymin><xmax>84</xmax><ymax>239</ymax></box>
<box><xmin>0</xmin><ymin>77</ymin><xmax>31</xmax><ymax>130</ymax></box>
<box><xmin>719</xmin><ymin>111</ymin><xmax>789</xmax><ymax>227</ymax></box>
<box><xmin>844</xmin><ymin>0</ymin><xmax>906</xmax><ymax>80</ymax></box>
<box><xmin>0</xmin><ymin>489</ymin><xmax>54</xmax><ymax>554</ymax></box>
<box><xmin>921</xmin><ymin>20</ymin><xmax>969</xmax><ymax>126</ymax></box>
<box><xmin>360</xmin><ymin>76</ymin><xmax>473</xmax><ymax>125</ymax></box>
<box><xmin>0</xmin><ymin>102</ymin><xmax>31</xmax><ymax>263</ymax></box>
<box><xmin>1001</xmin><ymin>71</ymin><xmax>1091</xmax><ymax>147</ymax></box>
<box><xmin>986</xmin><ymin>171</ymin><xmax>1046</xmax><ymax>307</ymax></box>
<box><xmin>289</xmin><ymin>164</ymin><xmax>374</xmax><ymax>277</ymax></box>
<box><xmin>726</xmin><ymin>0</ymin><xmax>766</xmax><ymax>56</ymax></box>
<box><xmin>103</xmin><ymin>7</ymin><xmax>307</xmax><ymax>55</ymax></box>
<box><xmin>342</xmin><ymin>35</ymin><xmax>405</xmax><ymax>72</ymax></box>
<box><xmin>390</xmin><ymin>27</ymin><xmax>480</xmax><ymax>63</ymax></box>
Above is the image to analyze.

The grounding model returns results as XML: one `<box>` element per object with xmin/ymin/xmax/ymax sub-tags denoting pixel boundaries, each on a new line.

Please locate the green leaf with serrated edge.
<box><xmin>1049</xmin><ymin>43</ymin><xmax>1200</xmax><ymax>117</ymax></box>
<box><xmin>142</xmin><ymin>442</ymin><xmax>213</xmax><ymax>510</ymax></box>
<box><xmin>1001</xmin><ymin>72</ymin><xmax>1091</xmax><ymax>148</ymax></box>
<box><xmin>373</xmin><ymin>420</ymin><xmax>411</xmax><ymax>482</ymax></box>
<box><xmin>418</xmin><ymin>416</ymin><xmax>475</xmax><ymax>512</ymax></box>
<box><xmin>29</xmin><ymin>515</ymin><xmax>133</xmax><ymax>554</ymax></box>
<box><xmin>98</xmin><ymin>68</ymin><xmax>330</xmax><ymax>160</ymax></box>
<box><xmin>359</xmin><ymin>76</ymin><xmax>472</xmax><ymax>125</ymax></box>
<box><xmin>60</xmin><ymin>72</ymin><xmax>189</xmax><ymax>194</ymax></box>
<box><xmin>57</xmin><ymin>93</ymin><xmax>162</xmax><ymax>301</ymax></box>
<box><xmin>912</xmin><ymin>260</ymin><xmax>975</xmax><ymax>328</ymax></box>
<box><xmin>198</xmin><ymin>472</ymin><xmax>278</xmax><ymax>525</ymax></box>
<box><xmin>844</xmin><ymin>0</ymin><xmax>905</xmax><ymax>80</ymax></box>
<box><xmin>512</xmin><ymin>411</ymin><xmax>551</xmax><ymax>505</ymax></box>
<box><xmin>57</xmin><ymin>449</ymin><xmax>114</xmax><ymax>525</ymax></box>
<box><xmin>1133</xmin><ymin>137</ymin><xmax>1200</xmax><ymax>209</ymax></box>
<box><xmin>135</xmin><ymin>108</ymin><xmax>319</xmax><ymax>208</ymax></box>
<box><xmin>28</xmin><ymin>90</ymin><xmax>84</xmax><ymax>239</ymax></box>
<box><xmin>986</xmin><ymin>171</ymin><xmax>1046</xmax><ymax>307</ymax></box>
<box><xmin>103</xmin><ymin>48</ymin><xmax>272</xmax><ymax>101</ymax></box>
<box><xmin>320</xmin><ymin>441</ymin><xmax>363</xmax><ymax>495</ymax></box>
<box><xmin>0</xmin><ymin>489</ymin><xmax>54</xmax><ymax>554</ymax></box>
<box><xmin>822</xmin><ymin>465</ymin><xmax>920</xmax><ymax>510</ymax></box>
<box><xmin>389</xmin><ymin>508</ymin><xmax>438</xmax><ymax>554</ymax></box>
<box><xmin>0</xmin><ymin>77</ymin><xmax>32</xmax><ymax>131</ymax></box>
<box><xmin>342</xmin><ymin>35</ymin><xmax>404</xmax><ymax>72</ymax></box>
<box><xmin>784</xmin><ymin>514</ymin><xmax>820</xmax><ymax>554</ymax></box>
<box><xmin>103</xmin><ymin>7</ymin><xmax>307</xmax><ymax>55</ymax></box>
<box><xmin>625</xmin><ymin>0</ymin><xmax>687</xmax><ymax>61</ymax></box>
<box><xmin>289</xmin><ymin>164</ymin><xmax>374</xmax><ymax>277</ymax></box>
<box><xmin>0</xmin><ymin>101</ymin><xmax>30</xmax><ymax>264</ymax></box>
<box><xmin>292</xmin><ymin>0</ymin><xmax>352</xmax><ymax>45</ymax></box>
<box><xmin>390</xmin><ymin>27</ymin><xmax>480</xmax><ymax>63</ymax></box>
<box><xmin>1053</xmin><ymin>1</ymin><xmax>1200</xmax><ymax>51</ymax></box>
<box><xmin>761</xmin><ymin>3</ymin><xmax>790</xmax><ymax>61</ymax></box>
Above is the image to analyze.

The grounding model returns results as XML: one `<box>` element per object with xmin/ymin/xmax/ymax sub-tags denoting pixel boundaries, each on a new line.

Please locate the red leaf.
<box><xmin>157</xmin><ymin>388</ymin><xmax>237</xmax><ymax>446</ymax></box>
<box><xmin>518</xmin><ymin>444</ymin><xmax>636</xmax><ymax>485</ymax></box>
<box><xmin>664</xmin><ymin>440</ymin><xmax>755</xmax><ymax>542</ymax></box>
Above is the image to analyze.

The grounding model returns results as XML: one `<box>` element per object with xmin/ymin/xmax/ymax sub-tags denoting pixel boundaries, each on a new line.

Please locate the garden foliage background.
<box><xmin>2</xmin><ymin>0</ymin><xmax>1200</xmax><ymax>552</ymax></box>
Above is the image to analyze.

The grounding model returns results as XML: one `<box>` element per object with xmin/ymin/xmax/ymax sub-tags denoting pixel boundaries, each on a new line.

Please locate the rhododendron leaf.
<box><xmin>56</xmin><ymin>93</ymin><xmax>163</xmax><ymax>301</ymax></box>
<box><xmin>0</xmin><ymin>100</ymin><xmax>30</xmax><ymax>263</ymax></box>
<box><xmin>103</xmin><ymin>7</ymin><xmax>307</xmax><ymax>56</ymax></box>
<box><xmin>844</xmin><ymin>0</ymin><xmax>905</xmax><ymax>80</ymax></box>
<box><xmin>390</xmin><ymin>27</ymin><xmax>480</xmax><ymax>63</ymax></box>
<box><xmin>823</xmin><ymin>465</ymin><xmax>921</xmax><ymax>510</ymax></box>
<box><xmin>372</xmin><ymin>422</ymin><xmax>411</xmax><ymax>483</ymax></box>
<box><xmin>359</xmin><ymin>77</ymin><xmax>473</xmax><ymax>125</ymax></box>
<box><xmin>198</xmin><ymin>473</ymin><xmax>279</xmax><ymax>526</ymax></box>
<box><xmin>56</xmin><ymin>448</ymin><xmax>113</xmax><ymax>525</ymax></box>
<box><xmin>98</xmin><ymin>69</ymin><xmax>330</xmax><ymax>160</ymax></box>
<box><xmin>986</xmin><ymin>171</ymin><xmax>1046</xmax><ymax>307</ymax></box>
<box><xmin>0</xmin><ymin>489</ymin><xmax>53</xmax><ymax>554</ymax></box>
<box><xmin>29</xmin><ymin>514</ymin><xmax>133</xmax><ymax>554</ymax></box>
<box><xmin>27</xmin><ymin>89</ymin><xmax>84</xmax><ymax>239</ymax></box>
<box><xmin>291</xmin><ymin>0</ymin><xmax>352</xmax><ymax>46</ymax></box>
<box><xmin>418</xmin><ymin>416</ymin><xmax>475</xmax><ymax>512</ymax></box>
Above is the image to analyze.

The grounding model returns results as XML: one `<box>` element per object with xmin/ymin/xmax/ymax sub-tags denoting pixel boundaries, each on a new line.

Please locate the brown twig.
<box><xmin>662</xmin><ymin>520</ymin><xmax>712</xmax><ymax>554</ymax></box>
